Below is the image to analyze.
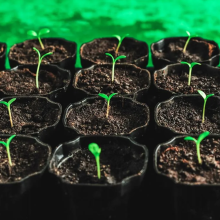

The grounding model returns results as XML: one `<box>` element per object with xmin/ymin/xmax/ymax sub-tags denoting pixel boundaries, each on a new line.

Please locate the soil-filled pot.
<box><xmin>151</xmin><ymin>37</ymin><xmax>219</xmax><ymax>69</ymax></box>
<box><xmin>155</xmin><ymin>95</ymin><xmax>220</xmax><ymax>143</ymax></box>
<box><xmin>0</xmin><ymin>96</ymin><xmax>62</xmax><ymax>145</ymax></box>
<box><xmin>0</xmin><ymin>134</ymin><xmax>51</xmax><ymax>220</ymax></box>
<box><xmin>49</xmin><ymin>135</ymin><xmax>148</xmax><ymax>220</ymax></box>
<box><xmin>73</xmin><ymin>64</ymin><xmax>151</xmax><ymax>103</ymax></box>
<box><xmin>0</xmin><ymin>64</ymin><xmax>71</xmax><ymax>102</ymax></box>
<box><xmin>0</xmin><ymin>42</ymin><xmax>7</xmax><ymax>70</ymax></box>
<box><xmin>154</xmin><ymin>135</ymin><xmax>220</xmax><ymax>220</ymax></box>
<box><xmin>63</xmin><ymin>96</ymin><xmax>150</xmax><ymax>143</ymax></box>
<box><xmin>80</xmin><ymin>37</ymin><xmax>149</xmax><ymax>68</ymax></box>
<box><xmin>9</xmin><ymin>38</ymin><xmax>77</xmax><ymax>72</ymax></box>
<box><xmin>153</xmin><ymin>63</ymin><xmax>220</xmax><ymax>102</ymax></box>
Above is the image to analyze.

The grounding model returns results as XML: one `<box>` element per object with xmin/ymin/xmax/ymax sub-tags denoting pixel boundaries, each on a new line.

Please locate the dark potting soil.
<box><xmin>76</xmin><ymin>65</ymin><xmax>149</xmax><ymax>94</ymax></box>
<box><xmin>158</xmin><ymin>138</ymin><xmax>220</xmax><ymax>184</ymax></box>
<box><xmin>81</xmin><ymin>38</ymin><xmax>147</xmax><ymax>64</ymax></box>
<box><xmin>0</xmin><ymin>44</ymin><xmax>6</xmax><ymax>56</ymax></box>
<box><xmin>153</xmin><ymin>38</ymin><xmax>217</xmax><ymax>63</ymax></box>
<box><xmin>0</xmin><ymin>138</ymin><xmax>48</xmax><ymax>183</ymax></box>
<box><xmin>0</xmin><ymin>68</ymin><xmax>66</xmax><ymax>95</ymax></box>
<box><xmin>157</xmin><ymin>97</ymin><xmax>220</xmax><ymax>134</ymax></box>
<box><xmin>9</xmin><ymin>39</ymin><xmax>73</xmax><ymax>64</ymax></box>
<box><xmin>66</xmin><ymin>99</ymin><xmax>148</xmax><ymax>135</ymax></box>
<box><xmin>54</xmin><ymin>141</ymin><xmax>145</xmax><ymax>184</ymax></box>
<box><xmin>0</xmin><ymin>98</ymin><xmax>60</xmax><ymax>134</ymax></box>
<box><xmin>155</xmin><ymin>68</ymin><xmax>220</xmax><ymax>94</ymax></box>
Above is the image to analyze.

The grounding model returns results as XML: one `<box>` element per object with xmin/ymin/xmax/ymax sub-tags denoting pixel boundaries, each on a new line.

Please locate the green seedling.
<box><xmin>0</xmin><ymin>134</ymin><xmax>16</xmax><ymax>167</ymax></box>
<box><xmin>98</xmin><ymin>93</ymin><xmax>117</xmax><ymax>118</ymax></box>
<box><xmin>88</xmin><ymin>143</ymin><xmax>101</xmax><ymax>179</ymax></box>
<box><xmin>27</xmin><ymin>28</ymin><xmax>50</xmax><ymax>49</ymax></box>
<box><xmin>184</xmin><ymin>131</ymin><xmax>210</xmax><ymax>164</ymax></box>
<box><xmin>33</xmin><ymin>47</ymin><xmax>53</xmax><ymax>89</ymax></box>
<box><xmin>197</xmin><ymin>90</ymin><xmax>214</xmax><ymax>123</ymax></box>
<box><xmin>183</xmin><ymin>31</ymin><xmax>198</xmax><ymax>53</ymax></box>
<box><xmin>0</xmin><ymin>98</ymin><xmax>16</xmax><ymax>127</ymax></box>
<box><xmin>105</xmin><ymin>53</ymin><xmax>126</xmax><ymax>82</ymax></box>
<box><xmin>113</xmin><ymin>34</ymin><xmax>129</xmax><ymax>54</ymax></box>
<box><xmin>181</xmin><ymin>61</ymin><xmax>201</xmax><ymax>86</ymax></box>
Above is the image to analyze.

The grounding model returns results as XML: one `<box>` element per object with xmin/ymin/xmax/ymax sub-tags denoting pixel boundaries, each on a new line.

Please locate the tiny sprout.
<box><xmin>33</xmin><ymin>47</ymin><xmax>53</xmax><ymax>89</ymax></box>
<box><xmin>0</xmin><ymin>134</ymin><xmax>16</xmax><ymax>167</ymax></box>
<box><xmin>27</xmin><ymin>28</ymin><xmax>50</xmax><ymax>50</ymax></box>
<box><xmin>183</xmin><ymin>31</ymin><xmax>198</xmax><ymax>53</ymax></box>
<box><xmin>197</xmin><ymin>90</ymin><xmax>214</xmax><ymax>123</ymax></box>
<box><xmin>184</xmin><ymin>131</ymin><xmax>209</xmax><ymax>164</ymax></box>
<box><xmin>105</xmin><ymin>53</ymin><xmax>126</xmax><ymax>82</ymax></box>
<box><xmin>0</xmin><ymin>98</ymin><xmax>16</xmax><ymax>127</ymax></box>
<box><xmin>113</xmin><ymin>34</ymin><xmax>129</xmax><ymax>54</ymax></box>
<box><xmin>181</xmin><ymin>61</ymin><xmax>201</xmax><ymax>86</ymax></box>
<box><xmin>98</xmin><ymin>93</ymin><xmax>117</xmax><ymax>118</ymax></box>
<box><xmin>88</xmin><ymin>143</ymin><xmax>101</xmax><ymax>179</ymax></box>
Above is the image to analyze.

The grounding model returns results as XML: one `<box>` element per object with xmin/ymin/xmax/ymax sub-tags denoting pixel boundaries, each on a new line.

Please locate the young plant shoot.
<box><xmin>113</xmin><ymin>34</ymin><xmax>129</xmax><ymax>54</ymax></box>
<box><xmin>183</xmin><ymin>31</ymin><xmax>198</xmax><ymax>53</ymax></box>
<box><xmin>33</xmin><ymin>47</ymin><xmax>53</xmax><ymax>89</ymax></box>
<box><xmin>98</xmin><ymin>93</ymin><xmax>117</xmax><ymax>118</ymax></box>
<box><xmin>180</xmin><ymin>61</ymin><xmax>201</xmax><ymax>86</ymax></box>
<box><xmin>27</xmin><ymin>28</ymin><xmax>50</xmax><ymax>50</ymax></box>
<box><xmin>0</xmin><ymin>98</ymin><xmax>16</xmax><ymax>127</ymax></box>
<box><xmin>197</xmin><ymin>90</ymin><xmax>214</xmax><ymax>123</ymax></box>
<box><xmin>88</xmin><ymin>143</ymin><xmax>101</xmax><ymax>179</ymax></box>
<box><xmin>0</xmin><ymin>134</ymin><xmax>16</xmax><ymax>167</ymax></box>
<box><xmin>105</xmin><ymin>53</ymin><xmax>126</xmax><ymax>82</ymax></box>
<box><xmin>184</xmin><ymin>131</ymin><xmax>210</xmax><ymax>164</ymax></box>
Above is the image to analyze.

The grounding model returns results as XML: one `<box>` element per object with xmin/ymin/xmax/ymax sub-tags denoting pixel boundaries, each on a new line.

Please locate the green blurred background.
<box><xmin>1</xmin><ymin>0</ymin><xmax>220</xmax><ymax>68</ymax></box>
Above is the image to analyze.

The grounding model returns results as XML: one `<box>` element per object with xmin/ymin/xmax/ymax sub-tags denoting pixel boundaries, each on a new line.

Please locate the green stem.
<box><xmin>8</xmin><ymin>107</ymin><xmax>13</xmax><ymax>127</ymax></box>
<box><xmin>196</xmin><ymin>142</ymin><xmax>202</xmax><ymax>164</ymax></box>
<box><xmin>36</xmin><ymin>59</ymin><xmax>41</xmax><ymax>89</ymax></box>
<box><xmin>202</xmin><ymin>100</ymin><xmax>206</xmax><ymax>123</ymax></box>
<box><xmin>38</xmin><ymin>37</ymin><xmax>44</xmax><ymax>50</ymax></box>
<box><xmin>188</xmin><ymin>67</ymin><xmax>192</xmax><ymax>86</ymax></box>
<box><xmin>112</xmin><ymin>61</ymin><xmax>115</xmax><ymax>82</ymax></box>
<box><xmin>96</xmin><ymin>157</ymin><xmax>100</xmax><ymax>179</ymax></box>
<box><xmin>6</xmin><ymin>146</ymin><xmax>12</xmax><ymax>166</ymax></box>
<box><xmin>183</xmin><ymin>37</ymin><xmax>190</xmax><ymax>53</ymax></box>
<box><xmin>115</xmin><ymin>42</ymin><xmax>121</xmax><ymax>54</ymax></box>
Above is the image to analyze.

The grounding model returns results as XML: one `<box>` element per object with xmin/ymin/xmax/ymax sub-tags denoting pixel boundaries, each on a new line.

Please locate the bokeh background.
<box><xmin>1</xmin><ymin>0</ymin><xmax>220</xmax><ymax>68</ymax></box>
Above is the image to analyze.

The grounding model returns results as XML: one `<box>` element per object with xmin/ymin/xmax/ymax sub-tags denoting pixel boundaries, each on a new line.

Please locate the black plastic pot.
<box><xmin>80</xmin><ymin>37</ymin><xmax>149</xmax><ymax>68</ymax></box>
<box><xmin>0</xmin><ymin>42</ymin><xmax>7</xmax><ymax>70</ymax></box>
<box><xmin>0</xmin><ymin>96</ymin><xmax>62</xmax><ymax>146</ymax></box>
<box><xmin>9</xmin><ymin>38</ymin><xmax>77</xmax><ymax>72</ymax></box>
<box><xmin>63</xmin><ymin>96</ymin><xmax>150</xmax><ymax>144</ymax></box>
<box><xmin>151</xmin><ymin>37</ymin><xmax>219</xmax><ymax>69</ymax></box>
<box><xmin>49</xmin><ymin>135</ymin><xmax>148</xmax><ymax>220</ymax></box>
<box><xmin>154</xmin><ymin>94</ymin><xmax>220</xmax><ymax>143</ymax></box>
<box><xmin>154</xmin><ymin>135</ymin><xmax>220</xmax><ymax>220</ymax></box>
<box><xmin>72</xmin><ymin>64</ymin><xmax>151</xmax><ymax>103</ymax></box>
<box><xmin>0</xmin><ymin>64</ymin><xmax>71</xmax><ymax>103</ymax></box>
<box><xmin>153</xmin><ymin>63</ymin><xmax>220</xmax><ymax>103</ymax></box>
<box><xmin>0</xmin><ymin>134</ymin><xmax>51</xmax><ymax>220</ymax></box>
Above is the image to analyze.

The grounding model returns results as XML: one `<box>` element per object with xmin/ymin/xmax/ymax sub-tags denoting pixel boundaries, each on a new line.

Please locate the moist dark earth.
<box><xmin>0</xmin><ymin>138</ymin><xmax>49</xmax><ymax>183</ymax></box>
<box><xmin>9</xmin><ymin>39</ymin><xmax>75</xmax><ymax>64</ymax></box>
<box><xmin>0</xmin><ymin>98</ymin><xmax>60</xmax><ymax>134</ymax></box>
<box><xmin>76</xmin><ymin>65</ymin><xmax>150</xmax><ymax>95</ymax></box>
<box><xmin>81</xmin><ymin>38</ymin><xmax>148</xmax><ymax>64</ymax></box>
<box><xmin>53</xmin><ymin>141</ymin><xmax>145</xmax><ymax>184</ymax></box>
<box><xmin>157</xmin><ymin>96</ymin><xmax>220</xmax><ymax>134</ymax></box>
<box><xmin>158</xmin><ymin>138</ymin><xmax>220</xmax><ymax>184</ymax></box>
<box><xmin>66</xmin><ymin>99</ymin><xmax>149</xmax><ymax>135</ymax></box>
<box><xmin>0</xmin><ymin>68</ymin><xmax>68</xmax><ymax>95</ymax></box>
<box><xmin>152</xmin><ymin>38</ymin><xmax>217</xmax><ymax>63</ymax></box>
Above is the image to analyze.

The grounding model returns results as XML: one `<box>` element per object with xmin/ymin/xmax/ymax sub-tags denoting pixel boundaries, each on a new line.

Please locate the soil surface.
<box><xmin>66</xmin><ymin>99</ymin><xmax>148</xmax><ymax>135</ymax></box>
<box><xmin>0</xmin><ymin>68</ymin><xmax>67</xmax><ymax>95</ymax></box>
<box><xmin>81</xmin><ymin>38</ymin><xmax>147</xmax><ymax>64</ymax></box>
<box><xmin>54</xmin><ymin>141</ymin><xmax>145</xmax><ymax>184</ymax></box>
<box><xmin>155</xmin><ymin>67</ymin><xmax>220</xmax><ymax>94</ymax></box>
<box><xmin>0</xmin><ymin>98</ymin><xmax>60</xmax><ymax>134</ymax></box>
<box><xmin>152</xmin><ymin>38</ymin><xmax>217</xmax><ymax>63</ymax></box>
<box><xmin>76</xmin><ymin>65</ymin><xmax>150</xmax><ymax>95</ymax></box>
<box><xmin>9</xmin><ymin>39</ymin><xmax>75</xmax><ymax>64</ymax></box>
<box><xmin>0</xmin><ymin>44</ymin><xmax>6</xmax><ymax>56</ymax></box>
<box><xmin>157</xmin><ymin>96</ymin><xmax>220</xmax><ymax>134</ymax></box>
<box><xmin>0</xmin><ymin>137</ymin><xmax>49</xmax><ymax>183</ymax></box>
<box><xmin>158</xmin><ymin>138</ymin><xmax>220</xmax><ymax>184</ymax></box>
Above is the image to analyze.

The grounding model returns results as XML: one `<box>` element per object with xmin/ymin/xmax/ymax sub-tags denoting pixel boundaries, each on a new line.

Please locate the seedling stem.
<box><xmin>183</xmin><ymin>31</ymin><xmax>198</xmax><ymax>53</ymax></box>
<box><xmin>113</xmin><ymin>34</ymin><xmax>129</xmax><ymax>54</ymax></box>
